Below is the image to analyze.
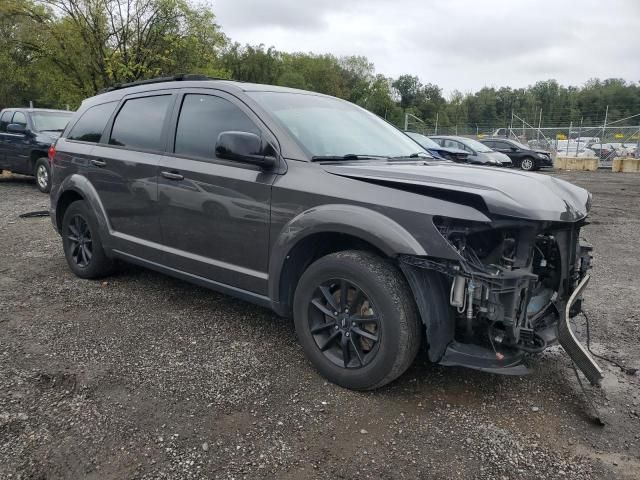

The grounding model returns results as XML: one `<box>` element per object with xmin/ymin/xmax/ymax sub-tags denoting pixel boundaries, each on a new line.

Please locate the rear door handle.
<box><xmin>161</xmin><ymin>170</ymin><xmax>184</xmax><ymax>181</ymax></box>
<box><xmin>90</xmin><ymin>159</ymin><xmax>106</xmax><ymax>167</ymax></box>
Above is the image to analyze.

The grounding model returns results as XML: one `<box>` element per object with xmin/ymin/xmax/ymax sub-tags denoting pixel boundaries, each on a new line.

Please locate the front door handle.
<box><xmin>90</xmin><ymin>159</ymin><xmax>106</xmax><ymax>167</ymax></box>
<box><xmin>161</xmin><ymin>170</ymin><xmax>184</xmax><ymax>181</ymax></box>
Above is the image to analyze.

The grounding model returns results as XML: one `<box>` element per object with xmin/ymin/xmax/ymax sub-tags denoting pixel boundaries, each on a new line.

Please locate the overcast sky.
<box><xmin>211</xmin><ymin>0</ymin><xmax>640</xmax><ymax>95</ymax></box>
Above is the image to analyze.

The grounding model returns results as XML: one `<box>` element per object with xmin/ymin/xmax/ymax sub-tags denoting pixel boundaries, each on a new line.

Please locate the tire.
<box><xmin>61</xmin><ymin>200</ymin><xmax>113</xmax><ymax>279</ymax></box>
<box><xmin>520</xmin><ymin>157</ymin><xmax>536</xmax><ymax>171</ymax></box>
<box><xmin>34</xmin><ymin>158</ymin><xmax>51</xmax><ymax>193</ymax></box>
<box><xmin>293</xmin><ymin>250</ymin><xmax>421</xmax><ymax>390</ymax></box>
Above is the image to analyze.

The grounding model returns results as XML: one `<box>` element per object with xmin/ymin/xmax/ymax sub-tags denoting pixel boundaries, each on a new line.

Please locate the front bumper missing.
<box><xmin>557</xmin><ymin>274</ymin><xmax>603</xmax><ymax>385</ymax></box>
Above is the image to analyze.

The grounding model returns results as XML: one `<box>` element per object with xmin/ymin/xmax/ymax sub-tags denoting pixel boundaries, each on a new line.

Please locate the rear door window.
<box><xmin>174</xmin><ymin>94</ymin><xmax>259</xmax><ymax>160</ymax></box>
<box><xmin>68</xmin><ymin>102</ymin><xmax>117</xmax><ymax>143</ymax></box>
<box><xmin>109</xmin><ymin>95</ymin><xmax>173</xmax><ymax>151</ymax></box>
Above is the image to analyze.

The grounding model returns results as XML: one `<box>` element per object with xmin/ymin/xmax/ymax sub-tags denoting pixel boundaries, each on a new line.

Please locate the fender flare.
<box><xmin>268</xmin><ymin>204</ymin><xmax>427</xmax><ymax>306</ymax></box>
<box><xmin>54</xmin><ymin>174</ymin><xmax>111</xmax><ymax>240</ymax></box>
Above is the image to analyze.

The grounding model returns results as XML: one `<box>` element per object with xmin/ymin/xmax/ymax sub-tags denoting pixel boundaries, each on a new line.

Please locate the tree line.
<box><xmin>2</xmin><ymin>0</ymin><xmax>639</xmax><ymax>130</ymax></box>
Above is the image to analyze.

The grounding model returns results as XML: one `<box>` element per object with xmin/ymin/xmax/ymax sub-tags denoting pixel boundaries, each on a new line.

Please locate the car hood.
<box><xmin>322</xmin><ymin>161</ymin><xmax>590</xmax><ymax>222</ymax></box>
<box><xmin>36</xmin><ymin>131</ymin><xmax>62</xmax><ymax>143</ymax></box>
<box><xmin>438</xmin><ymin>146</ymin><xmax>468</xmax><ymax>155</ymax></box>
<box><xmin>484</xmin><ymin>151</ymin><xmax>512</xmax><ymax>163</ymax></box>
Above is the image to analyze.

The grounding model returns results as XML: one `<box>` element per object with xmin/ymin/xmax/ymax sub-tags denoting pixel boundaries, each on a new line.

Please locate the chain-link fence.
<box><xmin>404</xmin><ymin>111</ymin><xmax>640</xmax><ymax>166</ymax></box>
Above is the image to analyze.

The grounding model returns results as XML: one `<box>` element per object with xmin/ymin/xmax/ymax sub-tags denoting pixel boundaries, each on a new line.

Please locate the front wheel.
<box><xmin>35</xmin><ymin>158</ymin><xmax>51</xmax><ymax>193</ymax></box>
<box><xmin>293</xmin><ymin>250</ymin><xmax>421</xmax><ymax>390</ymax></box>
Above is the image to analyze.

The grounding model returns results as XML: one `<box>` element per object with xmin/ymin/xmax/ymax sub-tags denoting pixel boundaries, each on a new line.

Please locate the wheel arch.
<box><xmin>54</xmin><ymin>174</ymin><xmax>110</xmax><ymax>236</ymax></box>
<box><xmin>269</xmin><ymin>204</ymin><xmax>427</xmax><ymax>316</ymax></box>
<box><xmin>30</xmin><ymin>150</ymin><xmax>48</xmax><ymax>171</ymax></box>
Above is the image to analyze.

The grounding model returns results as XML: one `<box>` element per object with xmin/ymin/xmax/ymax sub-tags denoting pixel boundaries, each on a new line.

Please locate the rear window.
<box><xmin>68</xmin><ymin>102</ymin><xmax>117</xmax><ymax>143</ymax></box>
<box><xmin>109</xmin><ymin>95</ymin><xmax>172</xmax><ymax>151</ymax></box>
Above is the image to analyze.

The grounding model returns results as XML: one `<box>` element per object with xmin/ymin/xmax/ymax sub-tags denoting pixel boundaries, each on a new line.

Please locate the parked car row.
<box><xmin>405</xmin><ymin>132</ymin><xmax>554</xmax><ymax>171</ymax></box>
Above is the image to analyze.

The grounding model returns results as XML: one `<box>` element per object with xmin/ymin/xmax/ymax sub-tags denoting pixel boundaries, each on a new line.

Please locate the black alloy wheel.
<box><xmin>61</xmin><ymin>200</ymin><xmax>113</xmax><ymax>279</ymax></box>
<box><xmin>293</xmin><ymin>250</ymin><xmax>426</xmax><ymax>390</ymax></box>
<box><xmin>67</xmin><ymin>214</ymin><xmax>93</xmax><ymax>267</ymax></box>
<box><xmin>308</xmin><ymin>278</ymin><xmax>381</xmax><ymax>369</ymax></box>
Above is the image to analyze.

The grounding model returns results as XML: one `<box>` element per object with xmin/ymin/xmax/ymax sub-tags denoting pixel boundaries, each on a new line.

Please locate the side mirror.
<box><xmin>7</xmin><ymin>123</ymin><xmax>27</xmax><ymax>134</ymax></box>
<box><xmin>510</xmin><ymin>146</ymin><xmax>520</xmax><ymax>152</ymax></box>
<box><xmin>215</xmin><ymin>131</ymin><xmax>276</xmax><ymax>169</ymax></box>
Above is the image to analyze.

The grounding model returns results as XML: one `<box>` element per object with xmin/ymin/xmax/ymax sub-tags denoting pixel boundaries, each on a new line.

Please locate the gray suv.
<box><xmin>50</xmin><ymin>75</ymin><xmax>602</xmax><ymax>390</ymax></box>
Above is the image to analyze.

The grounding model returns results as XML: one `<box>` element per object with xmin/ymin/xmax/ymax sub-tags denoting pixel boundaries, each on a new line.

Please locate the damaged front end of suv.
<box><xmin>395</xmin><ymin>176</ymin><xmax>603</xmax><ymax>385</ymax></box>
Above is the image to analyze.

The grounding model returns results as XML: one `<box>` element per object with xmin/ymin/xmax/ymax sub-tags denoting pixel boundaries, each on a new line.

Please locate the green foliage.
<box><xmin>1</xmin><ymin>0</ymin><xmax>638</xmax><ymax>129</ymax></box>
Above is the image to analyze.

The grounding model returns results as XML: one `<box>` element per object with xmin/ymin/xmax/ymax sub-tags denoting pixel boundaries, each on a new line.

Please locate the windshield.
<box><xmin>406</xmin><ymin>132</ymin><xmax>442</xmax><ymax>149</ymax></box>
<box><xmin>31</xmin><ymin>111</ymin><xmax>73</xmax><ymax>132</ymax></box>
<box><xmin>248</xmin><ymin>92</ymin><xmax>428</xmax><ymax>159</ymax></box>
<box><xmin>459</xmin><ymin>137</ymin><xmax>493</xmax><ymax>153</ymax></box>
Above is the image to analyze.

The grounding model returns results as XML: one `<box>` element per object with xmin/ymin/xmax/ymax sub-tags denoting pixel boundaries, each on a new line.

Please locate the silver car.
<box><xmin>430</xmin><ymin>135</ymin><xmax>513</xmax><ymax>167</ymax></box>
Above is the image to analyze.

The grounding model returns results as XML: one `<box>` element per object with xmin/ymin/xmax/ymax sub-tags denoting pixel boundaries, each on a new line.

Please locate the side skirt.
<box><xmin>112</xmin><ymin>249</ymin><xmax>275</xmax><ymax>311</ymax></box>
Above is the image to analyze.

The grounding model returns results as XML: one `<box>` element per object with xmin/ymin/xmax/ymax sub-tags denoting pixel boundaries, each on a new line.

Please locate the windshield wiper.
<box><xmin>391</xmin><ymin>152</ymin><xmax>434</xmax><ymax>159</ymax></box>
<box><xmin>311</xmin><ymin>154</ymin><xmax>390</xmax><ymax>162</ymax></box>
<box><xmin>40</xmin><ymin>129</ymin><xmax>64</xmax><ymax>132</ymax></box>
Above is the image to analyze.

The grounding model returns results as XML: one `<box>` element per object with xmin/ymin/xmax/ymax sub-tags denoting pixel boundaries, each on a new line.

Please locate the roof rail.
<box><xmin>98</xmin><ymin>73</ymin><xmax>228</xmax><ymax>94</ymax></box>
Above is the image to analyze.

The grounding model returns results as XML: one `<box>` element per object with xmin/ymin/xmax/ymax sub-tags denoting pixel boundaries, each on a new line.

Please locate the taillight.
<box><xmin>48</xmin><ymin>144</ymin><xmax>56</xmax><ymax>163</ymax></box>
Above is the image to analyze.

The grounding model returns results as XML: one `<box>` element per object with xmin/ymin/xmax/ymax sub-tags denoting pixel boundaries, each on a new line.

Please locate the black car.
<box><xmin>49</xmin><ymin>75</ymin><xmax>602</xmax><ymax>390</ymax></box>
<box><xmin>0</xmin><ymin>108</ymin><xmax>74</xmax><ymax>192</ymax></box>
<box><xmin>429</xmin><ymin>135</ymin><xmax>513</xmax><ymax>167</ymax></box>
<box><xmin>480</xmin><ymin>137</ymin><xmax>553</xmax><ymax>171</ymax></box>
<box><xmin>405</xmin><ymin>131</ymin><xmax>469</xmax><ymax>162</ymax></box>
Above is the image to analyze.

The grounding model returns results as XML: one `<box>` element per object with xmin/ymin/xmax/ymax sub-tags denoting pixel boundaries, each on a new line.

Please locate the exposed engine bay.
<box><xmin>400</xmin><ymin>216</ymin><xmax>602</xmax><ymax>385</ymax></box>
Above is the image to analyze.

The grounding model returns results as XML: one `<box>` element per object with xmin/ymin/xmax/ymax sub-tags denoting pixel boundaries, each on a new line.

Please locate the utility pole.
<box><xmin>404</xmin><ymin>112</ymin><xmax>408</xmax><ymax>131</ymax></box>
<box><xmin>601</xmin><ymin>105</ymin><xmax>609</xmax><ymax>160</ymax></box>
<box><xmin>29</xmin><ymin>101</ymin><xmax>33</xmax><ymax>108</ymax></box>
<box><xmin>435</xmin><ymin>112</ymin><xmax>438</xmax><ymax>135</ymax></box>
<box><xmin>509</xmin><ymin>110</ymin><xmax>514</xmax><ymax>138</ymax></box>
<box><xmin>576</xmin><ymin>117</ymin><xmax>583</xmax><ymax>156</ymax></box>
<box><xmin>566</xmin><ymin>121</ymin><xmax>572</xmax><ymax>156</ymax></box>
<box><xmin>537</xmin><ymin>109</ymin><xmax>542</xmax><ymax>143</ymax></box>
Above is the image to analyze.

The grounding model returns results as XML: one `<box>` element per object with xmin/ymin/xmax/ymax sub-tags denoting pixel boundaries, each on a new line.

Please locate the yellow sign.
<box><xmin>614</xmin><ymin>133</ymin><xmax>625</xmax><ymax>139</ymax></box>
<box><xmin>556</xmin><ymin>133</ymin><xmax>567</xmax><ymax>140</ymax></box>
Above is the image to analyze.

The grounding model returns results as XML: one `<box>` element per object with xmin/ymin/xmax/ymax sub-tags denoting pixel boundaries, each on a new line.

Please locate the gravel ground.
<box><xmin>1</xmin><ymin>169</ymin><xmax>639</xmax><ymax>479</ymax></box>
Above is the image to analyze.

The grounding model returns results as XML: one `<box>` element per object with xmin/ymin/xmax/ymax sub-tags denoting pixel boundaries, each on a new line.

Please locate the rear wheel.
<box><xmin>520</xmin><ymin>156</ymin><xmax>536</xmax><ymax>171</ymax></box>
<box><xmin>293</xmin><ymin>250</ymin><xmax>421</xmax><ymax>390</ymax></box>
<box><xmin>62</xmin><ymin>200</ymin><xmax>113</xmax><ymax>279</ymax></box>
<box><xmin>34</xmin><ymin>158</ymin><xmax>51</xmax><ymax>193</ymax></box>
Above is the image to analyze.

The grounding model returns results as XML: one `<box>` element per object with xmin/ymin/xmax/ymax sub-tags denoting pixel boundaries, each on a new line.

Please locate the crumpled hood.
<box><xmin>322</xmin><ymin>161</ymin><xmax>590</xmax><ymax>222</ymax></box>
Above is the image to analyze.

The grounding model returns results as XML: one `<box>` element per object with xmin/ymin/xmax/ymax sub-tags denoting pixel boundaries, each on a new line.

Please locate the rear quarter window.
<box><xmin>67</xmin><ymin>102</ymin><xmax>117</xmax><ymax>143</ymax></box>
